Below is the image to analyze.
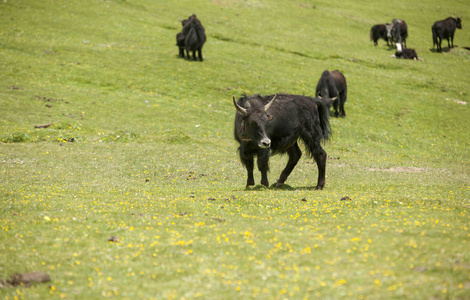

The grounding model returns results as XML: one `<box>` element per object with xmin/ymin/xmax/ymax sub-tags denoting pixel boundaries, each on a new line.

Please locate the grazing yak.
<box><xmin>233</xmin><ymin>93</ymin><xmax>330</xmax><ymax>190</ymax></box>
<box><xmin>315</xmin><ymin>70</ymin><xmax>348</xmax><ymax>117</ymax></box>
<box><xmin>387</xmin><ymin>19</ymin><xmax>408</xmax><ymax>48</ymax></box>
<box><xmin>370</xmin><ymin>24</ymin><xmax>390</xmax><ymax>46</ymax></box>
<box><xmin>176</xmin><ymin>14</ymin><xmax>206</xmax><ymax>61</ymax></box>
<box><xmin>432</xmin><ymin>17</ymin><xmax>462</xmax><ymax>52</ymax></box>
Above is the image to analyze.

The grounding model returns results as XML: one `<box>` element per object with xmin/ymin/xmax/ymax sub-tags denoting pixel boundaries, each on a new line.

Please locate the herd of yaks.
<box><xmin>370</xmin><ymin>16</ymin><xmax>463</xmax><ymax>60</ymax></box>
<box><xmin>174</xmin><ymin>13</ymin><xmax>464</xmax><ymax>189</ymax></box>
<box><xmin>175</xmin><ymin>14</ymin><xmax>464</xmax><ymax>62</ymax></box>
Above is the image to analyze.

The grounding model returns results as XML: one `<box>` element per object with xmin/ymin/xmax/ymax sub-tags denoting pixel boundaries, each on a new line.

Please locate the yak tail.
<box><xmin>314</xmin><ymin>98</ymin><xmax>331</xmax><ymax>142</ymax></box>
<box><xmin>300</xmin><ymin>98</ymin><xmax>331</xmax><ymax>158</ymax></box>
<box><xmin>432</xmin><ymin>26</ymin><xmax>437</xmax><ymax>48</ymax></box>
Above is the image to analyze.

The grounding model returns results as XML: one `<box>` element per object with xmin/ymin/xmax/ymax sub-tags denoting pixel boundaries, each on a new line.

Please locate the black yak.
<box><xmin>390</xmin><ymin>46</ymin><xmax>423</xmax><ymax>60</ymax></box>
<box><xmin>315</xmin><ymin>70</ymin><xmax>348</xmax><ymax>117</ymax></box>
<box><xmin>233</xmin><ymin>93</ymin><xmax>330</xmax><ymax>190</ymax></box>
<box><xmin>176</xmin><ymin>32</ymin><xmax>185</xmax><ymax>58</ymax></box>
<box><xmin>387</xmin><ymin>19</ymin><xmax>408</xmax><ymax>48</ymax></box>
<box><xmin>176</xmin><ymin>14</ymin><xmax>206</xmax><ymax>61</ymax></box>
<box><xmin>370</xmin><ymin>24</ymin><xmax>390</xmax><ymax>46</ymax></box>
<box><xmin>432</xmin><ymin>17</ymin><xmax>462</xmax><ymax>52</ymax></box>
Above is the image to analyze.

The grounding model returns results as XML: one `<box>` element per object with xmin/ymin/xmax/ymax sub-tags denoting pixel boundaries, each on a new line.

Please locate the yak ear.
<box><xmin>264</xmin><ymin>93</ymin><xmax>278</xmax><ymax>112</ymax></box>
<box><xmin>233</xmin><ymin>96</ymin><xmax>248</xmax><ymax>116</ymax></box>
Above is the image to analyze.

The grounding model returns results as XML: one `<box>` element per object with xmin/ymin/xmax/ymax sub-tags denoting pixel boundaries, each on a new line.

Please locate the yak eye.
<box><xmin>267</xmin><ymin>115</ymin><xmax>273</xmax><ymax>121</ymax></box>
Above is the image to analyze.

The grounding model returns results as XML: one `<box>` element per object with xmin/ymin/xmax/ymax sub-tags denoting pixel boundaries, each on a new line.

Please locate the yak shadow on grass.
<box><xmin>428</xmin><ymin>48</ymin><xmax>450</xmax><ymax>53</ymax></box>
<box><xmin>177</xmin><ymin>56</ymin><xmax>204</xmax><ymax>62</ymax></box>
<box><xmin>428</xmin><ymin>46</ymin><xmax>468</xmax><ymax>53</ymax></box>
<box><xmin>243</xmin><ymin>184</ymin><xmax>319</xmax><ymax>191</ymax></box>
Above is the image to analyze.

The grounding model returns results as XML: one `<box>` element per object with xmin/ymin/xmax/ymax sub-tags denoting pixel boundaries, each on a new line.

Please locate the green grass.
<box><xmin>1</xmin><ymin>0</ymin><xmax>469</xmax><ymax>299</ymax></box>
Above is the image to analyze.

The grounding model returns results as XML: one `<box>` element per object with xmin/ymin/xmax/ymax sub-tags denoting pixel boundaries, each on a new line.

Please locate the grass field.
<box><xmin>1</xmin><ymin>0</ymin><xmax>470</xmax><ymax>299</ymax></box>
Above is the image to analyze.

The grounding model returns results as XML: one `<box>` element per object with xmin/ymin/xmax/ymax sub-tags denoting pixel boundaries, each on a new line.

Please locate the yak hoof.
<box><xmin>260</xmin><ymin>180</ymin><xmax>270</xmax><ymax>188</ymax></box>
<box><xmin>315</xmin><ymin>185</ymin><xmax>324</xmax><ymax>190</ymax></box>
<box><xmin>275</xmin><ymin>181</ymin><xmax>284</xmax><ymax>188</ymax></box>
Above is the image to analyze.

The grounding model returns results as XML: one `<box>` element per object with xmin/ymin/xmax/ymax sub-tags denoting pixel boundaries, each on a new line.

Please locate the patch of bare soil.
<box><xmin>0</xmin><ymin>272</ymin><xmax>50</xmax><ymax>288</ymax></box>
<box><xmin>369</xmin><ymin>167</ymin><xmax>428</xmax><ymax>173</ymax></box>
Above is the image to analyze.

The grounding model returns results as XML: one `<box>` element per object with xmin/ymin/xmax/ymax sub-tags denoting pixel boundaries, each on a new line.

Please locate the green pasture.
<box><xmin>1</xmin><ymin>0</ymin><xmax>469</xmax><ymax>298</ymax></box>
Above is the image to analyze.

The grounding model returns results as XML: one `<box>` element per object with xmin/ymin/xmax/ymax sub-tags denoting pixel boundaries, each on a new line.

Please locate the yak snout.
<box><xmin>396</xmin><ymin>43</ymin><xmax>403</xmax><ymax>53</ymax></box>
<box><xmin>259</xmin><ymin>138</ymin><xmax>271</xmax><ymax>149</ymax></box>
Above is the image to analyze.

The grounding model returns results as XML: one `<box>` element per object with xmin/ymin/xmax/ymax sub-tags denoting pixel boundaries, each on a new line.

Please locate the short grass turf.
<box><xmin>1</xmin><ymin>0</ymin><xmax>469</xmax><ymax>299</ymax></box>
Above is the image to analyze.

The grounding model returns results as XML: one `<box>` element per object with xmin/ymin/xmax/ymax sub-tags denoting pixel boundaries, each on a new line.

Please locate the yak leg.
<box><xmin>197</xmin><ymin>48</ymin><xmax>203</xmax><ymax>61</ymax></box>
<box><xmin>339</xmin><ymin>90</ymin><xmax>347</xmax><ymax>117</ymax></box>
<box><xmin>257</xmin><ymin>149</ymin><xmax>270</xmax><ymax>188</ymax></box>
<box><xmin>333</xmin><ymin>97</ymin><xmax>340</xmax><ymax>117</ymax></box>
<box><xmin>240</xmin><ymin>153</ymin><xmax>255</xmax><ymax>187</ymax></box>
<box><xmin>450</xmin><ymin>35</ymin><xmax>454</xmax><ymax>48</ymax></box>
<box><xmin>276</xmin><ymin>143</ymin><xmax>302</xmax><ymax>187</ymax></box>
<box><xmin>245</xmin><ymin>159</ymin><xmax>255</xmax><ymax>187</ymax></box>
<box><xmin>313</xmin><ymin>147</ymin><xmax>327</xmax><ymax>190</ymax></box>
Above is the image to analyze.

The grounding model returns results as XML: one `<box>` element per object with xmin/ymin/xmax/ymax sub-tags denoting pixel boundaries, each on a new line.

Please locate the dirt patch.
<box><xmin>0</xmin><ymin>272</ymin><xmax>50</xmax><ymax>288</ymax></box>
<box><xmin>369</xmin><ymin>167</ymin><xmax>428</xmax><ymax>173</ymax></box>
<box><xmin>34</xmin><ymin>123</ymin><xmax>54</xmax><ymax>129</ymax></box>
<box><xmin>107</xmin><ymin>236</ymin><xmax>119</xmax><ymax>242</ymax></box>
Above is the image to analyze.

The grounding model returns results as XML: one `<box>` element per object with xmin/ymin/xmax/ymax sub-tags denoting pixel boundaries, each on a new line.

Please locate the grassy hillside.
<box><xmin>1</xmin><ymin>0</ymin><xmax>469</xmax><ymax>299</ymax></box>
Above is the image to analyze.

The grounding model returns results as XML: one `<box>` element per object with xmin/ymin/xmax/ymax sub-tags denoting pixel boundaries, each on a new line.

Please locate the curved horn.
<box><xmin>264</xmin><ymin>93</ymin><xmax>278</xmax><ymax>112</ymax></box>
<box><xmin>233</xmin><ymin>96</ymin><xmax>247</xmax><ymax>116</ymax></box>
<box><xmin>317</xmin><ymin>95</ymin><xmax>322</xmax><ymax>100</ymax></box>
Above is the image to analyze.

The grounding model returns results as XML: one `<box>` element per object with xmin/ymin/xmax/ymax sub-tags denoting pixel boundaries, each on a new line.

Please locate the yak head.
<box><xmin>316</xmin><ymin>94</ymin><xmax>337</xmax><ymax>109</ymax></box>
<box><xmin>386</xmin><ymin>23</ymin><xmax>393</xmax><ymax>38</ymax></box>
<box><xmin>455</xmin><ymin>17</ymin><xmax>462</xmax><ymax>29</ymax></box>
<box><xmin>179</xmin><ymin>14</ymin><xmax>197</xmax><ymax>29</ymax></box>
<box><xmin>233</xmin><ymin>94</ymin><xmax>277</xmax><ymax>149</ymax></box>
<box><xmin>395</xmin><ymin>42</ymin><xmax>403</xmax><ymax>53</ymax></box>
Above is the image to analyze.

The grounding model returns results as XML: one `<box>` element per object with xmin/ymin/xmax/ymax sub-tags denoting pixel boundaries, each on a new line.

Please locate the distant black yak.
<box><xmin>176</xmin><ymin>14</ymin><xmax>206</xmax><ymax>61</ymax></box>
<box><xmin>315</xmin><ymin>70</ymin><xmax>348</xmax><ymax>117</ymax></box>
<box><xmin>432</xmin><ymin>17</ymin><xmax>462</xmax><ymax>52</ymax></box>
<box><xmin>176</xmin><ymin>32</ymin><xmax>185</xmax><ymax>58</ymax></box>
<box><xmin>387</xmin><ymin>19</ymin><xmax>408</xmax><ymax>48</ymax></box>
<box><xmin>233</xmin><ymin>93</ymin><xmax>330</xmax><ymax>190</ymax></box>
<box><xmin>390</xmin><ymin>45</ymin><xmax>423</xmax><ymax>61</ymax></box>
<box><xmin>370</xmin><ymin>24</ymin><xmax>390</xmax><ymax>46</ymax></box>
